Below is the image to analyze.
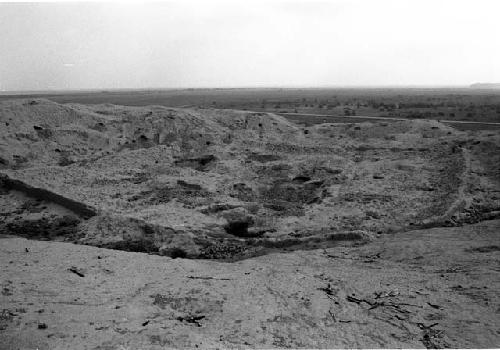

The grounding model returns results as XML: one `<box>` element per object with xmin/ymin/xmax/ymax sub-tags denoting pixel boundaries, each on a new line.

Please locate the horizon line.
<box><xmin>2</xmin><ymin>84</ymin><xmax>498</xmax><ymax>96</ymax></box>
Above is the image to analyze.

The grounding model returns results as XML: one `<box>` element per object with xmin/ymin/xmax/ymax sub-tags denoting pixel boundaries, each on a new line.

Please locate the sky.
<box><xmin>0</xmin><ymin>0</ymin><xmax>499</xmax><ymax>91</ymax></box>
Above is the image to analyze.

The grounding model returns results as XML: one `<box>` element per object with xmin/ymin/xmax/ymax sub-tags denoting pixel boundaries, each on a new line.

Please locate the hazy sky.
<box><xmin>0</xmin><ymin>0</ymin><xmax>499</xmax><ymax>91</ymax></box>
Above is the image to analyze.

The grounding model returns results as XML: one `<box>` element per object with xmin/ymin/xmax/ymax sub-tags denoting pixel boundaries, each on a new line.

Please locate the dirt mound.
<box><xmin>0</xmin><ymin>100</ymin><xmax>300</xmax><ymax>169</ymax></box>
<box><xmin>1</xmin><ymin>99</ymin><xmax>499</xmax><ymax>260</ymax></box>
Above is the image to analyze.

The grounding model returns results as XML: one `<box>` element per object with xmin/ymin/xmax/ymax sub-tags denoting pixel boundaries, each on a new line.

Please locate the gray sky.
<box><xmin>0</xmin><ymin>0</ymin><xmax>499</xmax><ymax>91</ymax></box>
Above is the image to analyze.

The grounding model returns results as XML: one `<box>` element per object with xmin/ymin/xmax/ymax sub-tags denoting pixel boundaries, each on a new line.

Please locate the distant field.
<box><xmin>2</xmin><ymin>87</ymin><xmax>500</xmax><ymax>128</ymax></box>
<box><xmin>279</xmin><ymin>114</ymin><xmax>384</xmax><ymax>126</ymax></box>
<box><xmin>444</xmin><ymin>122</ymin><xmax>500</xmax><ymax>131</ymax></box>
<box><xmin>278</xmin><ymin>112</ymin><xmax>500</xmax><ymax>131</ymax></box>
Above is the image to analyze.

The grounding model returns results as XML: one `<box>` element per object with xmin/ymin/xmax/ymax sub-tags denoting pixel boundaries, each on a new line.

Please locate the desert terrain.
<box><xmin>0</xmin><ymin>94</ymin><xmax>499</xmax><ymax>349</ymax></box>
<box><xmin>3</xmin><ymin>87</ymin><xmax>500</xmax><ymax>126</ymax></box>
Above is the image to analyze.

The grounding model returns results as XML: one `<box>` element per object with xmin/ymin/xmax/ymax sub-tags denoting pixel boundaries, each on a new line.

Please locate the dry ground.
<box><xmin>0</xmin><ymin>220</ymin><xmax>499</xmax><ymax>349</ymax></box>
<box><xmin>0</xmin><ymin>98</ymin><xmax>499</xmax><ymax>348</ymax></box>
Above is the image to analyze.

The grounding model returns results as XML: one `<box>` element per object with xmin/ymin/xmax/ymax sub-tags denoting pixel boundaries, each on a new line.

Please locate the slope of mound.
<box><xmin>0</xmin><ymin>220</ymin><xmax>498</xmax><ymax>348</ymax></box>
<box><xmin>0</xmin><ymin>99</ymin><xmax>299</xmax><ymax>169</ymax></box>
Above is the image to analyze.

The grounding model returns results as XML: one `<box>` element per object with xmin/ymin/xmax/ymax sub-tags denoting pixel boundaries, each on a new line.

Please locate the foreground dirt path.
<box><xmin>1</xmin><ymin>220</ymin><xmax>499</xmax><ymax>349</ymax></box>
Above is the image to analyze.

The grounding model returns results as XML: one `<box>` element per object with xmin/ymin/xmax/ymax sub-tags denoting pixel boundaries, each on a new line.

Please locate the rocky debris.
<box><xmin>186</xmin><ymin>276</ymin><xmax>232</xmax><ymax>281</ymax></box>
<box><xmin>200</xmin><ymin>203</ymin><xmax>241</xmax><ymax>214</ymax></box>
<box><xmin>3</xmin><ymin>216</ymin><xmax>80</xmax><ymax>240</ymax></box>
<box><xmin>263</xmin><ymin>200</ymin><xmax>305</xmax><ymax>216</ymax></box>
<box><xmin>229</xmin><ymin>183</ymin><xmax>256</xmax><ymax>202</ymax></box>
<box><xmin>68</xmin><ymin>267</ymin><xmax>85</xmax><ymax>277</ymax></box>
<box><xmin>58</xmin><ymin>153</ymin><xmax>75</xmax><ymax>166</ymax></box>
<box><xmin>2</xmin><ymin>287</ymin><xmax>13</xmax><ymax>296</ymax></box>
<box><xmin>247</xmin><ymin>153</ymin><xmax>281</xmax><ymax>163</ymax></box>
<box><xmin>174</xmin><ymin>154</ymin><xmax>217</xmax><ymax>171</ymax></box>
<box><xmin>0</xmin><ymin>156</ymin><xmax>10</xmax><ymax>168</ymax></box>
<box><xmin>148</xmin><ymin>180</ymin><xmax>212</xmax><ymax>208</ymax></box>
<box><xmin>0</xmin><ymin>310</ymin><xmax>15</xmax><ymax>331</ymax></box>
<box><xmin>197</xmin><ymin>241</ymin><xmax>248</xmax><ymax>259</ymax></box>
<box><xmin>100</xmin><ymin>239</ymin><xmax>159</xmax><ymax>254</ymax></box>
<box><xmin>176</xmin><ymin>315</ymin><xmax>205</xmax><ymax>327</ymax></box>
<box><xmin>465</xmin><ymin>245</ymin><xmax>500</xmax><ymax>253</ymax></box>
<box><xmin>160</xmin><ymin>247</ymin><xmax>187</xmax><ymax>259</ymax></box>
<box><xmin>341</xmin><ymin>192</ymin><xmax>393</xmax><ymax>204</ymax></box>
<box><xmin>419</xmin><ymin>324</ymin><xmax>449</xmax><ymax>349</ymax></box>
<box><xmin>221</xmin><ymin>208</ymin><xmax>256</xmax><ymax>237</ymax></box>
<box><xmin>223</xmin><ymin>220</ymin><xmax>253</xmax><ymax>237</ymax></box>
<box><xmin>259</xmin><ymin>179</ymin><xmax>323</xmax><ymax>215</ymax></box>
<box><xmin>447</xmin><ymin>204</ymin><xmax>500</xmax><ymax>225</ymax></box>
<box><xmin>262</xmin><ymin>179</ymin><xmax>322</xmax><ymax>203</ymax></box>
<box><xmin>292</xmin><ymin>175</ymin><xmax>311</xmax><ymax>183</ymax></box>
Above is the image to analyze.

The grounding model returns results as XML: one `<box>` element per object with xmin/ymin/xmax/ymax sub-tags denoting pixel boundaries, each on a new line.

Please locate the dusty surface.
<box><xmin>0</xmin><ymin>220</ymin><xmax>499</xmax><ymax>349</ymax></box>
<box><xmin>1</xmin><ymin>98</ymin><xmax>499</xmax><ymax>348</ymax></box>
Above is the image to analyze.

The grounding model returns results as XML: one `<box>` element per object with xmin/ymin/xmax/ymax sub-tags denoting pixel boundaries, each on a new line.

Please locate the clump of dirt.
<box><xmin>148</xmin><ymin>180</ymin><xmax>213</xmax><ymax>208</ymax></box>
<box><xmin>340</xmin><ymin>192</ymin><xmax>393</xmax><ymax>204</ymax></box>
<box><xmin>247</xmin><ymin>153</ymin><xmax>281</xmax><ymax>163</ymax></box>
<box><xmin>200</xmin><ymin>203</ymin><xmax>241</xmax><ymax>214</ymax></box>
<box><xmin>263</xmin><ymin>201</ymin><xmax>305</xmax><ymax>216</ymax></box>
<box><xmin>100</xmin><ymin>238</ymin><xmax>159</xmax><ymax>254</ymax></box>
<box><xmin>255</xmin><ymin>163</ymin><xmax>293</xmax><ymax>178</ymax></box>
<box><xmin>465</xmin><ymin>245</ymin><xmax>500</xmax><ymax>253</ymax></box>
<box><xmin>0</xmin><ymin>309</ymin><xmax>15</xmax><ymax>331</ymax></box>
<box><xmin>259</xmin><ymin>179</ymin><xmax>323</xmax><ymax>215</ymax></box>
<box><xmin>223</xmin><ymin>217</ymin><xmax>256</xmax><ymax>238</ymax></box>
<box><xmin>217</xmin><ymin>207</ymin><xmax>266</xmax><ymax>238</ymax></box>
<box><xmin>229</xmin><ymin>183</ymin><xmax>257</xmax><ymax>202</ymax></box>
<box><xmin>447</xmin><ymin>203</ymin><xmax>500</xmax><ymax>226</ymax></box>
<box><xmin>174</xmin><ymin>154</ymin><xmax>217</xmax><ymax>171</ymax></box>
<box><xmin>197</xmin><ymin>240</ymin><xmax>249</xmax><ymax>259</ymax></box>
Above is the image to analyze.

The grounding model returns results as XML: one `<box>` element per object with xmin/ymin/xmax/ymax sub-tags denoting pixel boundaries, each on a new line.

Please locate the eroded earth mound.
<box><xmin>0</xmin><ymin>99</ymin><xmax>499</xmax><ymax>348</ymax></box>
<box><xmin>1</xmin><ymin>99</ymin><xmax>499</xmax><ymax>259</ymax></box>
